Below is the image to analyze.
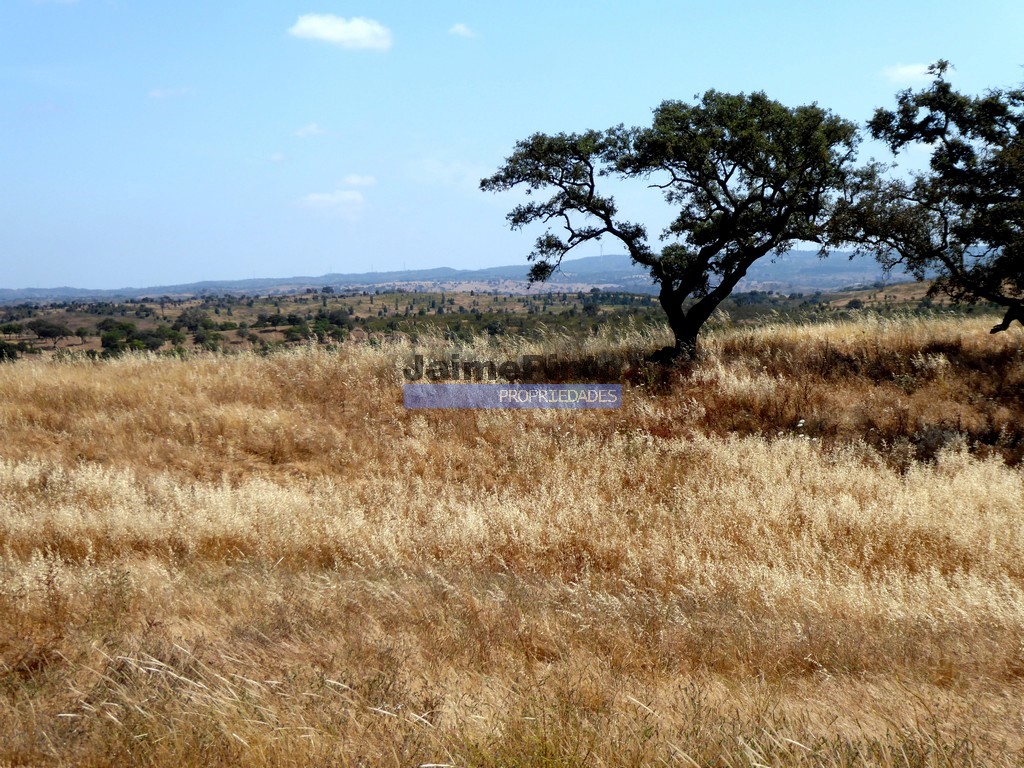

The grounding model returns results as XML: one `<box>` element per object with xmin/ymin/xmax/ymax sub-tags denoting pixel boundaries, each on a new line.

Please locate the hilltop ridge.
<box><xmin>0</xmin><ymin>250</ymin><xmax>905</xmax><ymax>303</ymax></box>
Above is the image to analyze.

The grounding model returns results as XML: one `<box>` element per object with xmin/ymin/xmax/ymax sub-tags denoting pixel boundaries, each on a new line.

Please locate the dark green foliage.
<box><xmin>132</xmin><ymin>329</ymin><xmax>169</xmax><ymax>352</ymax></box>
<box><xmin>283</xmin><ymin>324</ymin><xmax>310</xmax><ymax>342</ymax></box>
<box><xmin>26</xmin><ymin>318</ymin><xmax>73</xmax><ymax>341</ymax></box>
<box><xmin>192</xmin><ymin>328</ymin><xmax>224</xmax><ymax>349</ymax></box>
<box><xmin>482</xmin><ymin>91</ymin><xmax>860</xmax><ymax>358</ymax></box>
<box><xmin>0</xmin><ymin>304</ymin><xmax>37</xmax><ymax>322</ymax></box>
<box><xmin>97</xmin><ymin>318</ymin><xmax>136</xmax><ymax>335</ymax></box>
<box><xmin>835</xmin><ymin>61</ymin><xmax>1024</xmax><ymax>333</ymax></box>
<box><xmin>99</xmin><ymin>320</ymin><xmax>178</xmax><ymax>354</ymax></box>
<box><xmin>100</xmin><ymin>330</ymin><xmax>128</xmax><ymax>352</ymax></box>
<box><xmin>173</xmin><ymin>307</ymin><xmax>210</xmax><ymax>333</ymax></box>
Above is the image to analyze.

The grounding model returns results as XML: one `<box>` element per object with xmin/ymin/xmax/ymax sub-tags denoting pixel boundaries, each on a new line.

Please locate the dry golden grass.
<box><xmin>1</xmin><ymin>315</ymin><xmax>1023</xmax><ymax>766</ymax></box>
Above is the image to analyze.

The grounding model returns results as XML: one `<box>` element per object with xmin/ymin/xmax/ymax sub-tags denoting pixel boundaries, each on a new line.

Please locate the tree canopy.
<box><xmin>25</xmin><ymin>318</ymin><xmax>72</xmax><ymax>342</ymax></box>
<box><xmin>834</xmin><ymin>61</ymin><xmax>1024</xmax><ymax>333</ymax></box>
<box><xmin>481</xmin><ymin>90</ymin><xmax>860</xmax><ymax>358</ymax></box>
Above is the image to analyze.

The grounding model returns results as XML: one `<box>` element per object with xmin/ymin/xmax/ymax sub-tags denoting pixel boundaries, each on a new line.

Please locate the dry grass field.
<box><xmin>1</xmin><ymin>315</ymin><xmax>1023</xmax><ymax>766</ymax></box>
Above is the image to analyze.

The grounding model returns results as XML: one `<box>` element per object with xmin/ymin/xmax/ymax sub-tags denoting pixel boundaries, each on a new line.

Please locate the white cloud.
<box><xmin>288</xmin><ymin>14</ymin><xmax>392</xmax><ymax>51</ymax></box>
<box><xmin>882</xmin><ymin>63</ymin><xmax>931</xmax><ymax>86</ymax></box>
<box><xmin>341</xmin><ymin>174</ymin><xmax>376</xmax><ymax>187</ymax></box>
<box><xmin>448</xmin><ymin>23</ymin><xmax>475</xmax><ymax>38</ymax></box>
<box><xmin>269</xmin><ymin>152</ymin><xmax>286</xmax><ymax>163</ymax></box>
<box><xmin>302</xmin><ymin>189</ymin><xmax>365</xmax><ymax>216</ymax></box>
<box><xmin>294</xmin><ymin>122</ymin><xmax>327</xmax><ymax>138</ymax></box>
<box><xmin>149</xmin><ymin>86</ymin><xmax>193</xmax><ymax>100</ymax></box>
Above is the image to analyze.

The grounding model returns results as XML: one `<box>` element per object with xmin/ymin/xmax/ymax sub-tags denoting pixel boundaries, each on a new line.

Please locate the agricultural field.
<box><xmin>1</xmin><ymin>313</ymin><xmax>1023</xmax><ymax>766</ymax></box>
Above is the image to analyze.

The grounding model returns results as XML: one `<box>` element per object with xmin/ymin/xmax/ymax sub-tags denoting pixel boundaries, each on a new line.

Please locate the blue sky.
<box><xmin>2</xmin><ymin>0</ymin><xmax>1022</xmax><ymax>289</ymax></box>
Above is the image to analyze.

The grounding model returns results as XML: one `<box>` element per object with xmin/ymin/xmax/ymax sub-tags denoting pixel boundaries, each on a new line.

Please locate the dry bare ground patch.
<box><xmin>1</xmin><ymin>315</ymin><xmax>1023</xmax><ymax>766</ymax></box>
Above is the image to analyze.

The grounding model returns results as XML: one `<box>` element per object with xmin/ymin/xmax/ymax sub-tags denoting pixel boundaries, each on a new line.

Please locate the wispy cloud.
<box><xmin>148</xmin><ymin>86</ymin><xmax>193</xmax><ymax>100</ymax></box>
<box><xmin>882</xmin><ymin>63</ymin><xmax>931</xmax><ymax>86</ymax></box>
<box><xmin>448</xmin><ymin>23</ymin><xmax>476</xmax><ymax>38</ymax></box>
<box><xmin>269</xmin><ymin>152</ymin><xmax>286</xmax><ymax>163</ymax></box>
<box><xmin>301</xmin><ymin>172</ymin><xmax>376</xmax><ymax>215</ymax></box>
<box><xmin>294</xmin><ymin>122</ymin><xmax>327</xmax><ymax>138</ymax></box>
<box><xmin>341</xmin><ymin>174</ymin><xmax>376</xmax><ymax>187</ymax></box>
<box><xmin>301</xmin><ymin>189</ymin><xmax>365</xmax><ymax>216</ymax></box>
<box><xmin>288</xmin><ymin>14</ymin><xmax>392</xmax><ymax>51</ymax></box>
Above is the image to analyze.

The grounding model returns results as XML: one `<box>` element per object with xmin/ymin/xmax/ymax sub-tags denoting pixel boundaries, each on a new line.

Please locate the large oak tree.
<box><xmin>834</xmin><ymin>62</ymin><xmax>1024</xmax><ymax>333</ymax></box>
<box><xmin>481</xmin><ymin>91</ymin><xmax>860</xmax><ymax>359</ymax></box>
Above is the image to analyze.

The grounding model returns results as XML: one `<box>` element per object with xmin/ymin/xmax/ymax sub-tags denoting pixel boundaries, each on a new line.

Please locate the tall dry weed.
<box><xmin>1</xmin><ymin>315</ymin><xmax>1023</xmax><ymax>765</ymax></box>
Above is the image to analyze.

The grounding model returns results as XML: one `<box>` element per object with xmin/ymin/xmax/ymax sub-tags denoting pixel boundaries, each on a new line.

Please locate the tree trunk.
<box><xmin>650</xmin><ymin>250</ymin><xmax>763</xmax><ymax>363</ymax></box>
<box><xmin>990</xmin><ymin>302</ymin><xmax>1024</xmax><ymax>334</ymax></box>
<box><xmin>650</xmin><ymin>297</ymin><xmax>701</xmax><ymax>363</ymax></box>
<box><xmin>667</xmin><ymin>318</ymin><xmax>700</xmax><ymax>360</ymax></box>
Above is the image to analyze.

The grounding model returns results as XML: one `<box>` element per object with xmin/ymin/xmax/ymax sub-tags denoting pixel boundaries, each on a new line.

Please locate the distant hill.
<box><xmin>0</xmin><ymin>251</ymin><xmax>909</xmax><ymax>303</ymax></box>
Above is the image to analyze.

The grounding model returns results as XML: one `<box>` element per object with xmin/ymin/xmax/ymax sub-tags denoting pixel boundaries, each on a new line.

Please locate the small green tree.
<box><xmin>482</xmin><ymin>91</ymin><xmax>860</xmax><ymax>359</ymax></box>
<box><xmin>101</xmin><ymin>330</ymin><xmax>128</xmax><ymax>353</ymax></box>
<box><xmin>174</xmin><ymin>307</ymin><xmax>210</xmax><ymax>333</ymax></box>
<box><xmin>164</xmin><ymin>327</ymin><xmax>186</xmax><ymax>345</ymax></box>
<box><xmin>133</xmin><ymin>329</ymin><xmax>167</xmax><ymax>352</ymax></box>
<box><xmin>26</xmin><ymin>318</ymin><xmax>72</xmax><ymax>344</ymax></box>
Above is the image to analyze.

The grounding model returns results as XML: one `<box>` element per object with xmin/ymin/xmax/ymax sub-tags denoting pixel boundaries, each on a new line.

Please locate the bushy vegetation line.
<box><xmin>0</xmin><ymin>282</ymin><xmax>1005</xmax><ymax>362</ymax></box>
